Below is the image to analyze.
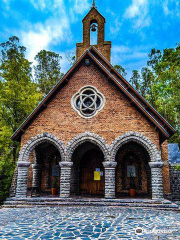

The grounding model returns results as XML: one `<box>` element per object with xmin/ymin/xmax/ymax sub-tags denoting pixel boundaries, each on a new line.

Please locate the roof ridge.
<box><xmin>88</xmin><ymin>51</ymin><xmax>169</xmax><ymax>138</ymax></box>
<box><xmin>89</xmin><ymin>46</ymin><xmax>175</xmax><ymax>133</ymax></box>
<box><xmin>11</xmin><ymin>49</ymin><xmax>174</xmax><ymax>141</ymax></box>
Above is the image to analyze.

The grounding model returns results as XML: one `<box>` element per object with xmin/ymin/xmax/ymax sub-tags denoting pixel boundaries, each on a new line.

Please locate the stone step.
<box><xmin>3</xmin><ymin>199</ymin><xmax>179</xmax><ymax>211</ymax></box>
<box><xmin>5</xmin><ymin>197</ymin><xmax>172</xmax><ymax>204</ymax></box>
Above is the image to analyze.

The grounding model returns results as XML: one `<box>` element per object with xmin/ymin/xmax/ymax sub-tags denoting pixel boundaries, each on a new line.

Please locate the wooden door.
<box><xmin>80</xmin><ymin>149</ymin><xmax>104</xmax><ymax>196</ymax></box>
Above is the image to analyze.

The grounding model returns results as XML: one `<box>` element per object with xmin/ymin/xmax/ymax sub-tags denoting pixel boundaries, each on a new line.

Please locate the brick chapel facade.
<box><xmin>10</xmin><ymin>5</ymin><xmax>176</xmax><ymax>201</ymax></box>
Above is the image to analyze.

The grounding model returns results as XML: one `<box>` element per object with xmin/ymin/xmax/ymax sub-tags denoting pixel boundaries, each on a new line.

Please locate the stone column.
<box><xmin>149</xmin><ymin>162</ymin><xmax>164</xmax><ymax>201</ymax></box>
<box><xmin>32</xmin><ymin>164</ymin><xmax>42</xmax><ymax>188</ymax></box>
<box><xmin>16</xmin><ymin>162</ymin><xmax>31</xmax><ymax>198</ymax></box>
<box><xmin>59</xmin><ymin>162</ymin><xmax>73</xmax><ymax>198</ymax></box>
<box><xmin>103</xmin><ymin>162</ymin><xmax>117</xmax><ymax>199</ymax></box>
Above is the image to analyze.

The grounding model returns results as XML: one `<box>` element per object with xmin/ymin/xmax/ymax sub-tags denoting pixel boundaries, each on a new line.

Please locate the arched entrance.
<box><xmin>15</xmin><ymin>133</ymin><xmax>65</xmax><ymax>198</ymax></box>
<box><xmin>27</xmin><ymin>142</ymin><xmax>61</xmax><ymax>196</ymax></box>
<box><xmin>115</xmin><ymin>142</ymin><xmax>151</xmax><ymax>198</ymax></box>
<box><xmin>71</xmin><ymin>142</ymin><xmax>105</xmax><ymax>197</ymax></box>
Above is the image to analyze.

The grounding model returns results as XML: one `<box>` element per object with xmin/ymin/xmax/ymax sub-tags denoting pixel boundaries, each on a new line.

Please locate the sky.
<box><xmin>0</xmin><ymin>0</ymin><xmax>180</xmax><ymax>80</ymax></box>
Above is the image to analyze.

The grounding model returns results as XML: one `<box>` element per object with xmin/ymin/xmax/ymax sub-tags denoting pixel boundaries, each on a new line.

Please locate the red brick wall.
<box><xmin>76</xmin><ymin>8</ymin><xmax>111</xmax><ymax>61</ymax></box>
<box><xmin>161</xmin><ymin>140</ymin><xmax>171</xmax><ymax>195</ymax></box>
<box><xmin>21</xmin><ymin>60</ymin><xmax>170</xmax><ymax>194</ymax></box>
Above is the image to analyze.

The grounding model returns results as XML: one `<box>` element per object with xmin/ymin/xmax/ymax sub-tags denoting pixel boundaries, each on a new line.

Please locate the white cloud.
<box><xmin>162</xmin><ymin>0</ymin><xmax>180</xmax><ymax>18</ymax></box>
<box><xmin>2</xmin><ymin>0</ymin><xmax>11</xmax><ymax>11</ymax></box>
<box><xmin>163</xmin><ymin>1</ymin><xmax>171</xmax><ymax>16</ymax></box>
<box><xmin>125</xmin><ymin>0</ymin><xmax>148</xmax><ymax>18</ymax></box>
<box><xmin>124</xmin><ymin>0</ymin><xmax>150</xmax><ymax>28</ymax></box>
<box><xmin>73</xmin><ymin>0</ymin><xmax>90</xmax><ymax>14</ymax></box>
<box><xmin>110</xmin><ymin>18</ymin><xmax>122</xmax><ymax>35</ymax></box>
<box><xmin>68</xmin><ymin>0</ymin><xmax>90</xmax><ymax>22</ymax></box>
<box><xmin>111</xmin><ymin>45</ymin><xmax>149</xmax><ymax>79</ymax></box>
<box><xmin>20</xmin><ymin>0</ymin><xmax>90</xmax><ymax>66</ymax></box>
<box><xmin>20</xmin><ymin>0</ymin><xmax>71</xmax><ymax>66</ymax></box>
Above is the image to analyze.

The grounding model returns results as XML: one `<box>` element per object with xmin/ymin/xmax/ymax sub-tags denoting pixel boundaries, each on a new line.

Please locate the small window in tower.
<box><xmin>90</xmin><ymin>20</ymin><xmax>98</xmax><ymax>46</ymax></box>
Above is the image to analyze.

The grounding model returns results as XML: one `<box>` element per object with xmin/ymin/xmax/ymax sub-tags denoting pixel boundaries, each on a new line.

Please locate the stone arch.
<box><xmin>66</xmin><ymin>132</ymin><xmax>110</xmax><ymax>161</ymax></box>
<box><xmin>110</xmin><ymin>131</ymin><xmax>161</xmax><ymax>162</ymax></box>
<box><xmin>18</xmin><ymin>132</ymin><xmax>66</xmax><ymax>163</ymax></box>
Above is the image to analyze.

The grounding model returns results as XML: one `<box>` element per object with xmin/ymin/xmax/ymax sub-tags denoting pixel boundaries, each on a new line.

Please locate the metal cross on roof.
<box><xmin>92</xmin><ymin>0</ymin><xmax>96</xmax><ymax>8</ymax></box>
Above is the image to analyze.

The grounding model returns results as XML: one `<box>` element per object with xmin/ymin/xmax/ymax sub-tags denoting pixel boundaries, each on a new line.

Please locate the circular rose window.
<box><xmin>71</xmin><ymin>86</ymin><xmax>105</xmax><ymax>118</ymax></box>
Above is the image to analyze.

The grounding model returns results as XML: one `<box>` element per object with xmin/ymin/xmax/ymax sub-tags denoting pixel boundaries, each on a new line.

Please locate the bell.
<box><xmin>91</xmin><ymin>24</ymin><xmax>97</xmax><ymax>32</ymax></box>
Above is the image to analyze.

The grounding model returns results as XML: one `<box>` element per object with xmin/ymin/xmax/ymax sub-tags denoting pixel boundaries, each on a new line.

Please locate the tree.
<box><xmin>114</xmin><ymin>64</ymin><xmax>127</xmax><ymax>78</ymax></box>
<box><xmin>0</xmin><ymin>36</ymin><xmax>42</xmax><ymax>203</ymax></box>
<box><xmin>140</xmin><ymin>67</ymin><xmax>155</xmax><ymax>104</ymax></box>
<box><xmin>130</xmin><ymin>70</ymin><xmax>141</xmax><ymax>92</ymax></box>
<box><xmin>148</xmin><ymin>45</ymin><xmax>180</xmax><ymax>145</ymax></box>
<box><xmin>66</xmin><ymin>52</ymin><xmax>76</xmax><ymax>66</ymax></box>
<box><xmin>130</xmin><ymin>44</ymin><xmax>180</xmax><ymax>146</ymax></box>
<box><xmin>34</xmin><ymin>50</ymin><xmax>64</xmax><ymax>95</ymax></box>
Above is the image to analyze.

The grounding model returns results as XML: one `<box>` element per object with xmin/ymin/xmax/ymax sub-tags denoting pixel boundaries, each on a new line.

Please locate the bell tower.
<box><xmin>76</xmin><ymin>1</ymin><xmax>111</xmax><ymax>62</ymax></box>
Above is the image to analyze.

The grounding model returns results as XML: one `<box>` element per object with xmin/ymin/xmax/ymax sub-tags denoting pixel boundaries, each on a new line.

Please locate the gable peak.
<box><xmin>76</xmin><ymin>4</ymin><xmax>111</xmax><ymax>62</ymax></box>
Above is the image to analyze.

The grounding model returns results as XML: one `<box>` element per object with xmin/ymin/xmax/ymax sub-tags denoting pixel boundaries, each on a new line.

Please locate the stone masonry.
<box><xmin>59</xmin><ymin>162</ymin><xmax>73</xmax><ymax>198</ymax></box>
<box><xmin>170</xmin><ymin>166</ymin><xmax>180</xmax><ymax>200</ymax></box>
<box><xmin>103</xmin><ymin>162</ymin><xmax>117</xmax><ymax>198</ymax></box>
<box><xmin>16</xmin><ymin>162</ymin><xmax>31</xmax><ymax>198</ymax></box>
<box><xmin>10</xmin><ymin>4</ymin><xmax>174</xmax><ymax>202</ymax></box>
<box><xmin>149</xmin><ymin>162</ymin><xmax>164</xmax><ymax>200</ymax></box>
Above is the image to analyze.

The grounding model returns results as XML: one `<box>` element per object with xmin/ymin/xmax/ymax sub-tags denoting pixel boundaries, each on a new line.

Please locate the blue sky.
<box><xmin>0</xmin><ymin>0</ymin><xmax>180</xmax><ymax>79</ymax></box>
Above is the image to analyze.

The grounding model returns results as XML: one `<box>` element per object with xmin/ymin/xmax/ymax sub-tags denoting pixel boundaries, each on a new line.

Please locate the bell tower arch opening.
<box><xmin>76</xmin><ymin>1</ymin><xmax>111</xmax><ymax>61</ymax></box>
<box><xmin>90</xmin><ymin>19</ymin><xmax>98</xmax><ymax>46</ymax></box>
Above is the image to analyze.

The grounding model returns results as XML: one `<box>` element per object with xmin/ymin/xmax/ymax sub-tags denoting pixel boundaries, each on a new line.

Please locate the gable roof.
<box><xmin>89</xmin><ymin>46</ymin><xmax>176</xmax><ymax>135</ymax></box>
<box><xmin>82</xmin><ymin>7</ymin><xmax>106</xmax><ymax>22</ymax></box>
<box><xmin>11</xmin><ymin>47</ymin><xmax>176</xmax><ymax>142</ymax></box>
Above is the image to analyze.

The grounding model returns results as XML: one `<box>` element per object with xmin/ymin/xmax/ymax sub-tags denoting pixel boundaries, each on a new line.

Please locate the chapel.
<box><xmin>9</xmin><ymin>2</ymin><xmax>176</xmax><ymax>201</ymax></box>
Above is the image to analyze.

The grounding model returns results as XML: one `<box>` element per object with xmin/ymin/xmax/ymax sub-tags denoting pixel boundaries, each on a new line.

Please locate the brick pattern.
<box><xmin>14</xmin><ymin>59</ymin><xmax>170</xmax><ymax>200</ymax></box>
<box><xmin>20</xmin><ymin>62</ymin><xmax>160</xmax><ymax>147</ymax></box>
<box><xmin>161</xmin><ymin>140</ymin><xmax>171</xmax><ymax>195</ymax></box>
<box><xmin>76</xmin><ymin>7</ymin><xmax>111</xmax><ymax>61</ymax></box>
<box><xmin>115</xmin><ymin>149</ymin><xmax>151</xmax><ymax>196</ymax></box>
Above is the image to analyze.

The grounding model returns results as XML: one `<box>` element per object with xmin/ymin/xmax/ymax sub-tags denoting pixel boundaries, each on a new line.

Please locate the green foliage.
<box><xmin>130</xmin><ymin>70</ymin><xmax>141</xmax><ymax>92</ymax></box>
<box><xmin>0</xmin><ymin>36</ymin><xmax>43</xmax><ymax>203</ymax></box>
<box><xmin>0</xmin><ymin>124</ymin><xmax>15</xmax><ymax>204</ymax></box>
<box><xmin>66</xmin><ymin>52</ymin><xmax>76</xmax><ymax>66</ymax></box>
<box><xmin>34</xmin><ymin>50</ymin><xmax>64</xmax><ymax>95</ymax></box>
<box><xmin>0</xmin><ymin>36</ymin><xmax>43</xmax><ymax>132</ymax></box>
<box><xmin>114</xmin><ymin>64</ymin><xmax>127</xmax><ymax>77</ymax></box>
<box><xmin>130</xmin><ymin>44</ymin><xmax>180</xmax><ymax>146</ymax></box>
<box><xmin>174</xmin><ymin>165</ymin><xmax>180</xmax><ymax>171</ymax></box>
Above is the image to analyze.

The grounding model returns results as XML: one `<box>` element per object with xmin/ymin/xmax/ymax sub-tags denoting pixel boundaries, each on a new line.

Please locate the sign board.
<box><xmin>96</xmin><ymin>168</ymin><xmax>100</xmax><ymax>172</ymax></box>
<box><xmin>100</xmin><ymin>171</ymin><xmax>104</xmax><ymax>176</ymax></box>
<box><xmin>52</xmin><ymin>165</ymin><xmax>60</xmax><ymax>177</ymax></box>
<box><xmin>94</xmin><ymin>171</ymin><xmax>101</xmax><ymax>181</ymax></box>
<box><xmin>127</xmin><ymin>165</ymin><xmax>136</xmax><ymax>178</ymax></box>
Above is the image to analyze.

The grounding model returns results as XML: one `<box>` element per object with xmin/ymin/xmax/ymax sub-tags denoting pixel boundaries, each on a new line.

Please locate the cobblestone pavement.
<box><xmin>0</xmin><ymin>207</ymin><xmax>180</xmax><ymax>239</ymax></box>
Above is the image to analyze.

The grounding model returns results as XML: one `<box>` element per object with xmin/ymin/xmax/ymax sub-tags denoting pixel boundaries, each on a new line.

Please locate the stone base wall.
<box><xmin>170</xmin><ymin>166</ymin><xmax>180</xmax><ymax>200</ymax></box>
<box><xmin>9</xmin><ymin>166</ymin><xmax>18</xmax><ymax>197</ymax></box>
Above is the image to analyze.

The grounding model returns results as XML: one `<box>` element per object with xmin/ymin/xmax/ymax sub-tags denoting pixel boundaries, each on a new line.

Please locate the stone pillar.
<box><xmin>32</xmin><ymin>164</ymin><xmax>42</xmax><ymax>188</ymax></box>
<box><xmin>16</xmin><ymin>162</ymin><xmax>31</xmax><ymax>198</ymax></box>
<box><xmin>59</xmin><ymin>162</ymin><xmax>73</xmax><ymax>198</ymax></box>
<box><xmin>103</xmin><ymin>162</ymin><xmax>117</xmax><ymax>199</ymax></box>
<box><xmin>149</xmin><ymin>162</ymin><xmax>164</xmax><ymax>201</ymax></box>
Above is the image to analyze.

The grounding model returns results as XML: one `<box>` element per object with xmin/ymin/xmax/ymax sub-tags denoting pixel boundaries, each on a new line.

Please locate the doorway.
<box><xmin>71</xmin><ymin>142</ymin><xmax>105</xmax><ymax>197</ymax></box>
